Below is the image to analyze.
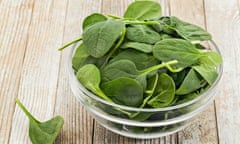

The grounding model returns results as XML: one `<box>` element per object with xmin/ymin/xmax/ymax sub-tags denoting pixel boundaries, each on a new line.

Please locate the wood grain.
<box><xmin>205</xmin><ymin>0</ymin><xmax>240</xmax><ymax>143</ymax></box>
<box><xmin>8</xmin><ymin>0</ymin><xmax>68</xmax><ymax>143</ymax></box>
<box><xmin>0</xmin><ymin>0</ymin><xmax>34</xmax><ymax>143</ymax></box>
<box><xmin>170</xmin><ymin>0</ymin><xmax>218</xmax><ymax>143</ymax></box>
<box><xmin>54</xmin><ymin>0</ymin><xmax>101</xmax><ymax>144</ymax></box>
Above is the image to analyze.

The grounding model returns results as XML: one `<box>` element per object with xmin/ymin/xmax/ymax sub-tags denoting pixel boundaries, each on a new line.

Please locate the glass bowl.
<box><xmin>68</xmin><ymin>41</ymin><xmax>223</xmax><ymax>139</ymax></box>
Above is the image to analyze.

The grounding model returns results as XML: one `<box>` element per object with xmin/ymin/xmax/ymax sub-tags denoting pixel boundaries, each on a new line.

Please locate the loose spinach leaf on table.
<box><xmin>126</xmin><ymin>25</ymin><xmax>161</xmax><ymax>44</ymax></box>
<box><xmin>120</xmin><ymin>41</ymin><xmax>153</xmax><ymax>53</ymax></box>
<box><xmin>153</xmin><ymin>39</ymin><xmax>203</xmax><ymax>68</ymax></box>
<box><xmin>124</xmin><ymin>0</ymin><xmax>162</xmax><ymax>20</ymax></box>
<box><xmin>76</xmin><ymin>64</ymin><xmax>112</xmax><ymax>102</ymax></box>
<box><xmin>101</xmin><ymin>77</ymin><xmax>143</xmax><ymax>107</ymax></box>
<box><xmin>16</xmin><ymin>99</ymin><xmax>64</xmax><ymax>144</ymax></box>
<box><xmin>82</xmin><ymin>13</ymin><xmax>107</xmax><ymax>30</ymax></box>
<box><xmin>82</xmin><ymin>19</ymin><xmax>124</xmax><ymax>58</ymax></box>
<box><xmin>147</xmin><ymin>73</ymin><xmax>175</xmax><ymax>108</ymax></box>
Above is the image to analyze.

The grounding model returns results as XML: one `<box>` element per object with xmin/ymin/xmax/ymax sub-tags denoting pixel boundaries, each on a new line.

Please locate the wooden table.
<box><xmin>0</xmin><ymin>0</ymin><xmax>239</xmax><ymax>143</ymax></box>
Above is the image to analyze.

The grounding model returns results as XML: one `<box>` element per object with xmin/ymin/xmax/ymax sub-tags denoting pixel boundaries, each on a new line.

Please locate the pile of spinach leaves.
<box><xmin>60</xmin><ymin>0</ymin><xmax>222</xmax><ymax>122</ymax></box>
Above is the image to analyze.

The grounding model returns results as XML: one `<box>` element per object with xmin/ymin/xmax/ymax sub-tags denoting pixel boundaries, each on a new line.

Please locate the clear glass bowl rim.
<box><xmin>68</xmin><ymin>40</ymin><xmax>223</xmax><ymax>112</ymax></box>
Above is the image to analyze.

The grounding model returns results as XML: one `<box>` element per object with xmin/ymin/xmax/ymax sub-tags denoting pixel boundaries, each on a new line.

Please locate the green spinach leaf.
<box><xmin>110</xmin><ymin>49</ymin><xmax>159</xmax><ymax>70</ymax></box>
<box><xmin>72</xmin><ymin>43</ymin><xmax>89</xmax><ymax>71</ymax></box>
<box><xmin>120</xmin><ymin>41</ymin><xmax>153</xmax><ymax>53</ymax></box>
<box><xmin>126</xmin><ymin>25</ymin><xmax>161</xmax><ymax>44</ymax></box>
<box><xmin>170</xmin><ymin>16</ymin><xmax>212</xmax><ymax>42</ymax></box>
<box><xmin>82</xmin><ymin>20</ymin><xmax>124</xmax><ymax>58</ymax></box>
<box><xmin>124</xmin><ymin>0</ymin><xmax>161</xmax><ymax>20</ymax></box>
<box><xmin>193</xmin><ymin>65</ymin><xmax>218</xmax><ymax>85</ymax></box>
<box><xmin>16</xmin><ymin>99</ymin><xmax>64</xmax><ymax>144</ymax></box>
<box><xmin>199</xmin><ymin>52</ymin><xmax>222</xmax><ymax>67</ymax></box>
<box><xmin>76</xmin><ymin>64</ymin><xmax>112</xmax><ymax>102</ymax></box>
<box><xmin>82</xmin><ymin>13</ymin><xmax>107</xmax><ymax>30</ymax></box>
<box><xmin>153</xmin><ymin>39</ymin><xmax>203</xmax><ymax>68</ymax></box>
<box><xmin>101</xmin><ymin>77</ymin><xmax>143</xmax><ymax>107</ymax></box>
<box><xmin>147</xmin><ymin>73</ymin><xmax>175</xmax><ymax>108</ymax></box>
<box><xmin>176</xmin><ymin>69</ymin><xmax>202</xmax><ymax>95</ymax></box>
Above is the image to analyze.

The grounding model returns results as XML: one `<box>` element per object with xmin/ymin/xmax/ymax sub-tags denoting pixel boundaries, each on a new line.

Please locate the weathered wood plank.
<box><xmin>8</xmin><ymin>0</ymin><xmax>68</xmax><ymax>143</ymax></box>
<box><xmin>0</xmin><ymin>0</ymin><xmax>34</xmax><ymax>143</ymax></box>
<box><xmin>54</xmin><ymin>0</ymin><xmax>102</xmax><ymax>144</ymax></box>
<box><xmin>205</xmin><ymin>0</ymin><xmax>240</xmax><ymax>143</ymax></box>
<box><xmin>169</xmin><ymin>0</ymin><xmax>219</xmax><ymax>144</ymax></box>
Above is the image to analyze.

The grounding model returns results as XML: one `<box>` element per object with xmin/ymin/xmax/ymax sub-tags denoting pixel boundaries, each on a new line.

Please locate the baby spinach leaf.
<box><xmin>101</xmin><ymin>59</ymin><xmax>138</xmax><ymax>82</ymax></box>
<box><xmin>199</xmin><ymin>52</ymin><xmax>222</xmax><ymax>67</ymax></box>
<box><xmin>110</xmin><ymin>49</ymin><xmax>159</xmax><ymax>70</ymax></box>
<box><xmin>82</xmin><ymin>13</ymin><xmax>107</xmax><ymax>30</ymax></box>
<box><xmin>126</xmin><ymin>25</ymin><xmax>161</xmax><ymax>44</ymax></box>
<box><xmin>72</xmin><ymin>43</ymin><xmax>89</xmax><ymax>71</ymax></box>
<box><xmin>77</xmin><ymin>64</ymin><xmax>112</xmax><ymax>102</ymax></box>
<box><xmin>193</xmin><ymin>65</ymin><xmax>218</xmax><ymax>85</ymax></box>
<box><xmin>176</xmin><ymin>69</ymin><xmax>202</xmax><ymax>95</ymax></box>
<box><xmin>120</xmin><ymin>41</ymin><xmax>153</xmax><ymax>53</ymax></box>
<box><xmin>82</xmin><ymin>19</ymin><xmax>124</xmax><ymax>58</ymax></box>
<box><xmin>124</xmin><ymin>0</ymin><xmax>162</xmax><ymax>20</ymax></box>
<box><xmin>147</xmin><ymin>73</ymin><xmax>175</xmax><ymax>108</ymax></box>
<box><xmin>101</xmin><ymin>77</ymin><xmax>143</xmax><ymax>107</ymax></box>
<box><xmin>16</xmin><ymin>99</ymin><xmax>64</xmax><ymax>144</ymax></box>
<box><xmin>170</xmin><ymin>17</ymin><xmax>212</xmax><ymax>42</ymax></box>
<box><xmin>153</xmin><ymin>39</ymin><xmax>203</xmax><ymax>68</ymax></box>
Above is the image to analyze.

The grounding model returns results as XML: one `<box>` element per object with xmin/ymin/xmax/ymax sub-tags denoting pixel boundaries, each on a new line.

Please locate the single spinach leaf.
<box><xmin>82</xmin><ymin>20</ymin><xmax>124</xmax><ymax>58</ymax></box>
<box><xmin>110</xmin><ymin>49</ymin><xmax>159</xmax><ymax>70</ymax></box>
<box><xmin>101</xmin><ymin>59</ymin><xmax>139</xmax><ymax>82</ymax></box>
<box><xmin>193</xmin><ymin>65</ymin><xmax>218</xmax><ymax>85</ymax></box>
<box><xmin>120</xmin><ymin>41</ymin><xmax>153</xmax><ymax>53</ymax></box>
<box><xmin>176</xmin><ymin>69</ymin><xmax>202</xmax><ymax>95</ymax></box>
<box><xmin>147</xmin><ymin>73</ymin><xmax>175</xmax><ymax>108</ymax></box>
<box><xmin>199</xmin><ymin>52</ymin><xmax>222</xmax><ymax>67</ymax></box>
<box><xmin>170</xmin><ymin>16</ymin><xmax>212</xmax><ymax>42</ymax></box>
<box><xmin>126</xmin><ymin>25</ymin><xmax>161</xmax><ymax>44</ymax></box>
<box><xmin>82</xmin><ymin>13</ymin><xmax>107</xmax><ymax>30</ymax></box>
<box><xmin>16</xmin><ymin>99</ymin><xmax>64</xmax><ymax>144</ymax></box>
<box><xmin>77</xmin><ymin>64</ymin><xmax>112</xmax><ymax>102</ymax></box>
<box><xmin>72</xmin><ymin>43</ymin><xmax>89</xmax><ymax>71</ymax></box>
<box><xmin>153</xmin><ymin>39</ymin><xmax>203</xmax><ymax>68</ymax></box>
<box><xmin>101</xmin><ymin>77</ymin><xmax>143</xmax><ymax>107</ymax></box>
<box><xmin>124</xmin><ymin>0</ymin><xmax>161</xmax><ymax>20</ymax></box>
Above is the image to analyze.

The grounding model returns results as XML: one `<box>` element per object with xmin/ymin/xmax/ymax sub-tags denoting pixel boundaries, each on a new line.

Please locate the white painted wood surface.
<box><xmin>0</xmin><ymin>0</ymin><xmax>239</xmax><ymax>143</ymax></box>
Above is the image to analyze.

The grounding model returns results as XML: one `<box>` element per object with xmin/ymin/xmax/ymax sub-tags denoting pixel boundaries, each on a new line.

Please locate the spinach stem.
<box><xmin>96</xmin><ymin>88</ymin><xmax>114</xmax><ymax>103</ymax></box>
<box><xmin>58</xmin><ymin>36</ymin><xmax>82</xmax><ymax>51</ymax></box>
<box><xmin>15</xmin><ymin>98</ymin><xmax>39</xmax><ymax>123</ymax></box>
<box><xmin>101</xmin><ymin>27</ymin><xmax>126</xmax><ymax>69</ymax></box>
<box><xmin>139</xmin><ymin>60</ymin><xmax>179</xmax><ymax>75</ymax></box>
